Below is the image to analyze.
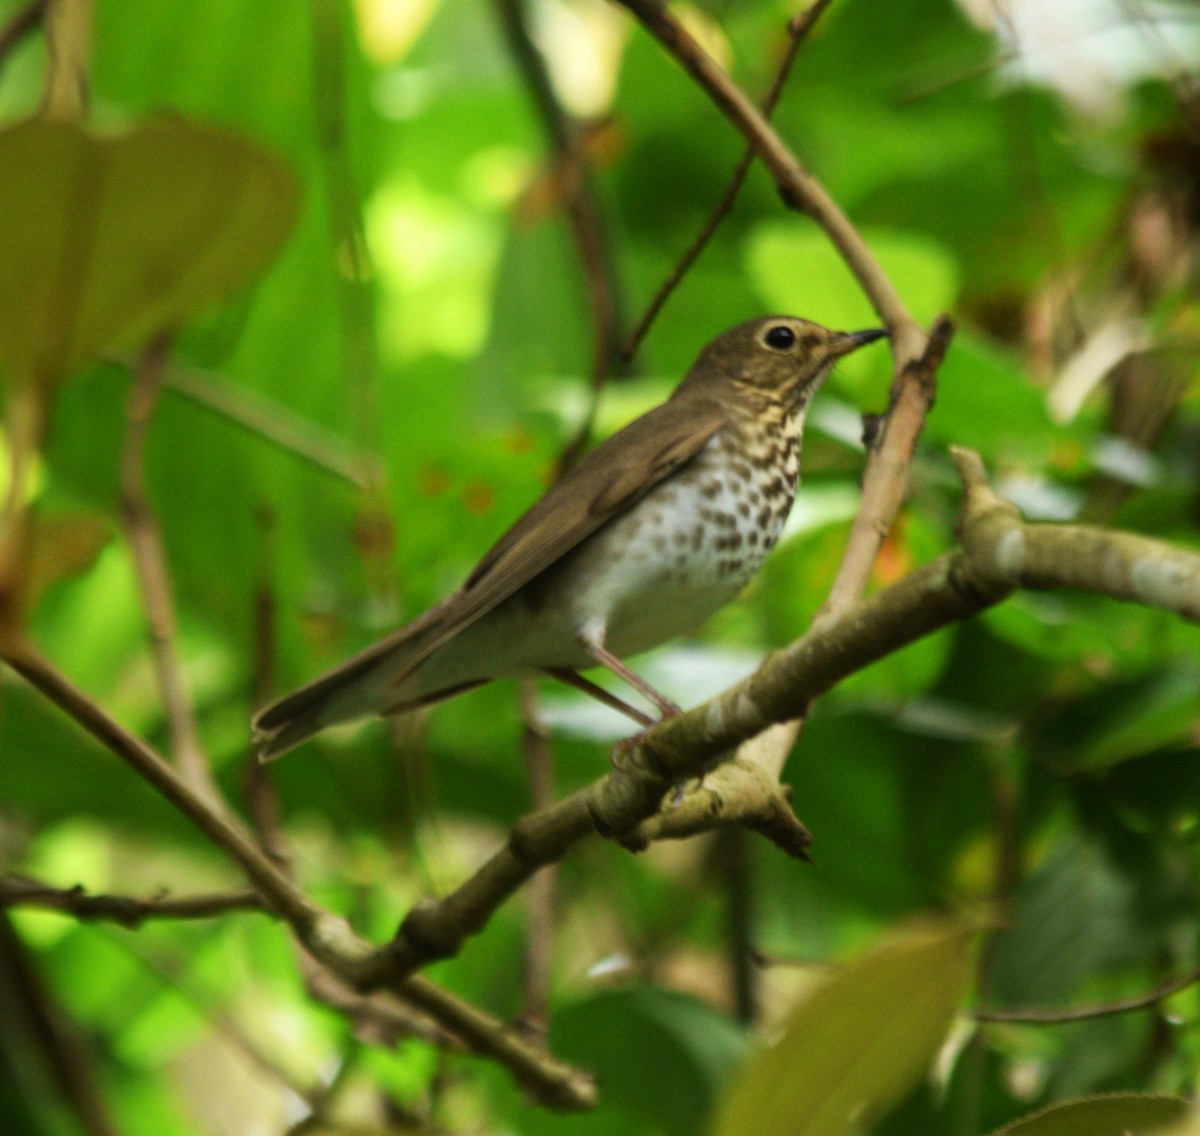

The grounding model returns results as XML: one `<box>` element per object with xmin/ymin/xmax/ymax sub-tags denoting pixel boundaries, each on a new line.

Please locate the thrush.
<box><xmin>253</xmin><ymin>316</ymin><xmax>886</xmax><ymax>759</ymax></box>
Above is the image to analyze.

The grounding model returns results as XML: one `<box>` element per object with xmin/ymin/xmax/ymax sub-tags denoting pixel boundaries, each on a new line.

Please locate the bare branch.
<box><xmin>0</xmin><ymin>640</ymin><xmax>597</xmax><ymax>1108</ymax></box>
<box><xmin>0</xmin><ymin>877</ymin><xmax>263</xmax><ymax>926</ymax></box>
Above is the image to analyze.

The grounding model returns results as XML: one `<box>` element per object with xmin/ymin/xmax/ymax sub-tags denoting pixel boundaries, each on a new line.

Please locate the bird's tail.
<box><xmin>252</xmin><ymin>604</ymin><xmax>451</xmax><ymax>762</ymax></box>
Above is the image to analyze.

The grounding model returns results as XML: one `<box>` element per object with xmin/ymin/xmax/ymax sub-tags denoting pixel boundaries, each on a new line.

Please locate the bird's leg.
<box><xmin>574</xmin><ymin>635</ymin><xmax>682</xmax><ymax>719</ymax></box>
<box><xmin>543</xmin><ymin>668</ymin><xmax>656</xmax><ymax>728</ymax></box>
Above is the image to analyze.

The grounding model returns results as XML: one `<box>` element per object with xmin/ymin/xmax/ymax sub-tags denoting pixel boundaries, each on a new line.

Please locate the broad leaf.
<box><xmin>0</xmin><ymin>117</ymin><xmax>297</xmax><ymax>388</ymax></box>
<box><xmin>711</xmin><ymin>919</ymin><xmax>973</xmax><ymax>1136</ymax></box>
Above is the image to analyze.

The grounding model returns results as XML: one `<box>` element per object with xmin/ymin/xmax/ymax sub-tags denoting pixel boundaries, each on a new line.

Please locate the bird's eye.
<box><xmin>763</xmin><ymin>325</ymin><xmax>797</xmax><ymax>351</ymax></box>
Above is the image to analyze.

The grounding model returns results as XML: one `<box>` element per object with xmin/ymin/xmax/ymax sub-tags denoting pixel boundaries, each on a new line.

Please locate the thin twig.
<box><xmin>0</xmin><ymin>877</ymin><xmax>264</xmax><ymax>926</ymax></box>
<box><xmin>972</xmin><ymin>963</ymin><xmax>1200</xmax><ymax>1024</ymax></box>
<box><xmin>816</xmin><ymin>314</ymin><xmax>954</xmax><ymax>623</ymax></box>
<box><xmin>120</xmin><ymin>337</ymin><xmax>217</xmax><ymax>797</ymax></box>
<box><xmin>518</xmin><ymin>680</ymin><xmax>557</xmax><ymax>1035</ymax></box>
<box><xmin>162</xmin><ymin>364</ymin><xmax>371</xmax><ymax>488</ymax></box>
<box><xmin>492</xmin><ymin>0</ymin><xmax>624</xmax><ymax>475</ymax></box>
<box><xmin>622</xmin><ymin>0</ymin><xmax>835</xmax><ymax>360</ymax></box>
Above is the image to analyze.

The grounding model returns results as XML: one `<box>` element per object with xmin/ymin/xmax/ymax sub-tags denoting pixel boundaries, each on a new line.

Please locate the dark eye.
<box><xmin>763</xmin><ymin>325</ymin><xmax>796</xmax><ymax>351</ymax></box>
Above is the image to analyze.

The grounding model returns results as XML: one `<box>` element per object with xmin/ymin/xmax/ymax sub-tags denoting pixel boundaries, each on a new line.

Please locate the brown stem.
<box><xmin>120</xmin><ymin>338</ymin><xmax>217</xmax><ymax>797</ymax></box>
<box><xmin>0</xmin><ymin>877</ymin><xmax>264</xmax><ymax>925</ymax></box>
<box><xmin>613</xmin><ymin>0</ymin><xmax>919</xmax><ymax>350</ymax></box>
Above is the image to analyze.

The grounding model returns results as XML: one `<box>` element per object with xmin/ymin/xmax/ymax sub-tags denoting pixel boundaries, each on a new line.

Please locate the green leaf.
<box><xmin>711</xmin><ymin>919</ymin><xmax>974</xmax><ymax>1136</ymax></box>
<box><xmin>0</xmin><ymin>116</ymin><xmax>298</xmax><ymax>388</ymax></box>
<box><xmin>985</xmin><ymin>1093</ymin><xmax>1191</xmax><ymax>1136</ymax></box>
<box><xmin>746</xmin><ymin>222</ymin><xmax>959</xmax><ymax>329</ymax></box>
<box><xmin>552</xmin><ymin>987</ymin><xmax>749</xmax><ymax>1136</ymax></box>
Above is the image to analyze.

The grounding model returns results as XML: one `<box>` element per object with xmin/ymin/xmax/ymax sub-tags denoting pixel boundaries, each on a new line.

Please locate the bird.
<box><xmin>253</xmin><ymin>316</ymin><xmax>886</xmax><ymax>760</ymax></box>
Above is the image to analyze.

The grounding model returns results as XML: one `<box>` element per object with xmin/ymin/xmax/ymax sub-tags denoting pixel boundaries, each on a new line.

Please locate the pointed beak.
<box><xmin>829</xmin><ymin>328</ymin><xmax>888</xmax><ymax>356</ymax></box>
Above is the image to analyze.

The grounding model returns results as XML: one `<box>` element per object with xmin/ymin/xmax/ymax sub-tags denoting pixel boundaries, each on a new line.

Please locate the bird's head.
<box><xmin>685</xmin><ymin>316</ymin><xmax>887</xmax><ymax>411</ymax></box>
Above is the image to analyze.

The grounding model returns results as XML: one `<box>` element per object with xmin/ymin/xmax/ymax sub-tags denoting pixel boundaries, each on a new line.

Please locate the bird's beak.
<box><xmin>828</xmin><ymin>328</ymin><xmax>888</xmax><ymax>356</ymax></box>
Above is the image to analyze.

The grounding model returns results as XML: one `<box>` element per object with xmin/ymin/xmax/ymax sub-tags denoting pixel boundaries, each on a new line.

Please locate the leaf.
<box><xmin>985</xmin><ymin>1093</ymin><xmax>1191</xmax><ymax>1136</ymax></box>
<box><xmin>746</xmin><ymin>222</ymin><xmax>959</xmax><ymax>330</ymax></box>
<box><xmin>711</xmin><ymin>919</ymin><xmax>974</xmax><ymax>1136</ymax></box>
<box><xmin>551</xmin><ymin>987</ymin><xmax>749</xmax><ymax>1136</ymax></box>
<box><xmin>0</xmin><ymin>116</ymin><xmax>298</xmax><ymax>389</ymax></box>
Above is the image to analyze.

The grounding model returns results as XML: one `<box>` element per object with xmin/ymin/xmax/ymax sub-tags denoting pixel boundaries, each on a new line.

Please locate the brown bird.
<box><xmin>253</xmin><ymin>316</ymin><xmax>886</xmax><ymax>759</ymax></box>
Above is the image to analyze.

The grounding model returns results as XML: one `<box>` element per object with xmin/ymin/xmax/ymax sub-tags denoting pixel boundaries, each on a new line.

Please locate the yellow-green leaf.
<box><xmin>0</xmin><ymin>116</ymin><xmax>298</xmax><ymax>389</ymax></box>
<box><xmin>711</xmin><ymin>919</ymin><xmax>973</xmax><ymax>1136</ymax></box>
<box><xmin>986</xmin><ymin>1093</ymin><xmax>1193</xmax><ymax>1136</ymax></box>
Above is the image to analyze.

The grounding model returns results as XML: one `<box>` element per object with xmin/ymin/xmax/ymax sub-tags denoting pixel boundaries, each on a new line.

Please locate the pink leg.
<box><xmin>544</xmin><ymin>668</ymin><xmax>656</xmax><ymax>728</ymax></box>
<box><xmin>575</xmin><ymin>635</ymin><xmax>681</xmax><ymax>719</ymax></box>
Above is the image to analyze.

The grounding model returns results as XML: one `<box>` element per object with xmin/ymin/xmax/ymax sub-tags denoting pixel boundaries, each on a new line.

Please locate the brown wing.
<box><xmin>253</xmin><ymin>395</ymin><xmax>723</xmax><ymax>758</ymax></box>
<box><xmin>390</xmin><ymin>393</ymin><xmax>725</xmax><ymax>684</ymax></box>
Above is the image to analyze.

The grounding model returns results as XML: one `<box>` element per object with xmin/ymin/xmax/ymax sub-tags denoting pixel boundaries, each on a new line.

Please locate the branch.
<box><xmin>348</xmin><ymin>449</ymin><xmax>1199</xmax><ymax>986</ymax></box>
<box><xmin>120</xmin><ymin>338</ymin><xmax>217</xmax><ymax>796</ymax></box>
<box><xmin>0</xmin><ymin>877</ymin><xmax>264</xmax><ymax>926</ymax></box>
<box><xmin>972</xmin><ymin>962</ymin><xmax>1200</xmax><ymax>1024</ymax></box>
<box><xmin>0</xmin><ymin>639</ymin><xmax>597</xmax><ymax>1108</ymax></box>
<box><xmin>817</xmin><ymin>314</ymin><xmax>955</xmax><ymax>623</ymax></box>
<box><xmin>622</xmin><ymin>0</ymin><xmax>835</xmax><ymax>359</ymax></box>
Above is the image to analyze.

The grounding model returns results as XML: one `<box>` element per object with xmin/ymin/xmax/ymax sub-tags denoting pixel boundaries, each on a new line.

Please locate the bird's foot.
<box><xmin>610</xmin><ymin>705</ymin><xmax>680</xmax><ymax>778</ymax></box>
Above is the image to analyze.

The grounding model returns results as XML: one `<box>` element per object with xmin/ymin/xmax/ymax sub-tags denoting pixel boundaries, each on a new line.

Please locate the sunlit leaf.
<box><xmin>711</xmin><ymin>919</ymin><xmax>974</xmax><ymax>1136</ymax></box>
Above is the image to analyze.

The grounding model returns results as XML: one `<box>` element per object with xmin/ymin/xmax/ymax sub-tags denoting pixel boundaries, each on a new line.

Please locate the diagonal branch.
<box><xmin>0</xmin><ymin>641</ymin><xmax>596</xmax><ymax>1108</ymax></box>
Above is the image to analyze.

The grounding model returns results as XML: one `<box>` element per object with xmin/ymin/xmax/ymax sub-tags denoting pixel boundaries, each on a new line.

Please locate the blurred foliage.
<box><xmin>1</xmin><ymin>0</ymin><xmax>1199</xmax><ymax>1133</ymax></box>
